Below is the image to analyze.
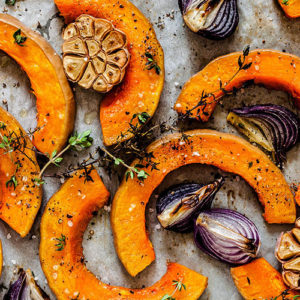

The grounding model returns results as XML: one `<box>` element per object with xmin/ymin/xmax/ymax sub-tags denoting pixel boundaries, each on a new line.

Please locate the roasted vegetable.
<box><xmin>0</xmin><ymin>107</ymin><xmax>42</xmax><ymax>237</ymax></box>
<box><xmin>194</xmin><ymin>208</ymin><xmax>260</xmax><ymax>264</ymax></box>
<box><xmin>227</xmin><ymin>104</ymin><xmax>300</xmax><ymax>166</ymax></box>
<box><xmin>111</xmin><ymin>129</ymin><xmax>295</xmax><ymax>277</ymax></box>
<box><xmin>0</xmin><ymin>240</ymin><xmax>2</xmax><ymax>278</ymax></box>
<box><xmin>179</xmin><ymin>0</ymin><xmax>239</xmax><ymax>39</ymax></box>
<box><xmin>4</xmin><ymin>269</ymin><xmax>50</xmax><ymax>300</ymax></box>
<box><xmin>275</xmin><ymin>219</ymin><xmax>300</xmax><ymax>290</ymax></box>
<box><xmin>62</xmin><ymin>14</ymin><xmax>130</xmax><ymax>93</ymax></box>
<box><xmin>55</xmin><ymin>0</ymin><xmax>164</xmax><ymax>146</ymax></box>
<box><xmin>175</xmin><ymin>50</ymin><xmax>300</xmax><ymax>122</ymax></box>
<box><xmin>231</xmin><ymin>258</ymin><xmax>297</xmax><ymax>299</ymax></box>
<box><xmin>40</xmin><ymin>169</ymin><xmax>208</xmax><ymax>299</ymax></box>
<box><xmin>0</xmin><ymin>14</ymin><xmax>75</xmax><ymax>154</ymax></box>
<box><xmin>156</xmin><ymin>178</ymin><xmax>224</xmax><ymax>232</ymax></box>
<box><xmin>278</xmin><ymin>0</ymin><xmax>300</xmax><ymax>18</ymax></box>
<box><xmin>296</xmin><ymin>184</ymin><xmax>300</xmax><ymax>206</ymax></box>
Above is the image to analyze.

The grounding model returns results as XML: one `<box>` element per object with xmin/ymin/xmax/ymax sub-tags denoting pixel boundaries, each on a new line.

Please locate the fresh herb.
<box><xmin>38</xmin><ymin>130</ymin><xmax>93</xmax><ymax>179</ymax></box>
<box><xmin>55</xmin><ymin>234</ymin><xmax>66</xmax><ymax>251</ymax></box>
<box><xmin>161</xmin><ymin>280</ymin><xmax>186</xmax><ymax>300</ymax></box>
<box><xmin>5</xmin><ymin>0</ymin><xmax>16</xmax><ymax>6</ymax></box>
<box><xmin>282</xmin><ymin>0</ymin><xmax>289</xmax><ymax>5</ymax></box>
<box><xmin>145</xmin><ymin>52</ymin><xmax>161</xmax><ymax>75</ymax></box>
<box><xmin>13</xmin><ymin>29</ymin><xmax>27</xmax><ymax>46</ymax></box>
<box><xmin>181</xmin><ymin>45</ymin><xmax>252</xmax><ymax>120</ymax></box>
<box><xmin>6</xmin><ymin>174</ymin><xmax>18</xmax><ymax>189</ymax></box>
<box><xmin>264</xmin><ymin>290</ymin><xmax>300</xmax><ymax>299</ymax></box>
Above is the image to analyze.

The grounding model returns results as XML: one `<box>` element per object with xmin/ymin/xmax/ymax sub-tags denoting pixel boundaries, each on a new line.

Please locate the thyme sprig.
<box><xmin>282</xmin><ymin>0</ymin><xmax>289</xmax><ymax>5</ymax></box>
<box><xmin>145</xmin><ymin>52</ymin><xmax>161</xmax><ymax>75</ymax></box>
<box><xmin>55</xmin><ymin>234</ymin><xmax>66</xmax><ymax>251</ymax></box>
<box><xmin>6</xmin><ymin>161</ymin><xmax>21</xmax><ymax>190</ymax></box>
<box><xmin>13</xmin><ymin>29</ymin><xmax>27</xmax><ymax>46</ymax></box>
<box><xmin>264</xmin><ymin>290</ymin><xmax>300</xmax><ymax>299</ymax></box>
<box><xmin>5</xmin><ymin>0</ymin><xmax>16</xmax><ymax>6</ymax></box>
<box><xmin>181</xmin><ymin>45</ymin><xmax>252</xmax><ymax>120</ymax></box>
<box><xmin>161</xmin><ymin>280</ymin><xmax>186</xmax><ymax>300</ymax></box>
<box><xmin>37</xmin><ymin>130</ymin><xmax>93</xmax><ymax>180</ymax></box>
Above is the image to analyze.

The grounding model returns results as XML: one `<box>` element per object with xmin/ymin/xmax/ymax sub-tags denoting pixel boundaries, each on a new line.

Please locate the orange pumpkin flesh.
<box><xmin>278</xmin><ymin>0</ymin><xmax>300</xmax><ymax>18</ymax></box>
<box><xmin>0</xmin><ymin>14</ymin><xmax>75</xmax><ymax>155</ymax></box>
<box><xmin>296</xmin><ymin>184</ymin><xmax>300</xmax><ymax>206</ymax></box>
<box><xmin>0</xmin><ymin>107</ymin><xmax>42</xmax><ymax>237</ymax></box>
<box><xmin>111</xmin><ymin>129</ymin><xmax>296</xmax><ymax>277</ymax></box>
<box><xmin>231</xmin><ymin>258</ymin><xmax>297</xmax><ymax>299</ymax></box>
<box><xmin>55</xmin><ymin>0</ymin><xmax>165</xmax><ymax>146</ymax></box>
<box><xmin>175</xmin><ymin>50</ymin><xmax>300</xmax><ymax>122</ymax></box>
<box><xmin>40</xmin><ymin>169</ymin><xmax>207</xmax><ymax>300</ymax></box>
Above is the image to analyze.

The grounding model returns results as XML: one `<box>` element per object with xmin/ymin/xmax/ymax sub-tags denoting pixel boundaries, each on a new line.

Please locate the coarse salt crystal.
<box><xmin>67</xmin><ymin>220</ymin><xmax>73</xmax><ymax>227</ymax></box>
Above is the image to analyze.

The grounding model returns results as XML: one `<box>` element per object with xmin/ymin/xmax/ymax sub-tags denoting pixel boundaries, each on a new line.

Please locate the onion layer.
<box><xmin>178</xmin><ymin>0</ymin><xmax>239</xmax><ymax>40</ymax></box>
<box><xmin>156</xmin><ymin>177</ymin><xmax>224</xmax><ymax>232</ymax></box>
<box><xmin>227</xmin><ymin>104</ymin><xmax>300</xmax><ymax>166</ymax></box>
<box><xmin>194</xmin><ymin>209</ymin><xmax>261</xmax><ymax>265</ymax></box>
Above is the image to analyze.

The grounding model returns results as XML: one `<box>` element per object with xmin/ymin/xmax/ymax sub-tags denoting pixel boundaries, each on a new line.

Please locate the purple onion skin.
<box><xmin>231</xmin><ymin>104</ymin><xmax>300</xmax><ymax>166</ymax></box>
<box><xmin>178</xmin><ymin>0</ymin><xmax>239</xmax><ymax>40</ymax></box>
<box><xmin>4</xmin><ymin>269</ymin><xmax>50</xmax><ymax>300</ymax></box>
<box><xmin>156</xmin><ymin>178</ymin><xmax>224</xmax><ymax>233</ymax></box>
<box><xmin>194</xmin><ymin>209</ymin><xmax>261</xmax><ymax>265</ymax></box>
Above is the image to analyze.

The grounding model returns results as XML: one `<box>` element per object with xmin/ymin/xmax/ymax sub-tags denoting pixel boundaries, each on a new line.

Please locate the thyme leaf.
<box><xmin>13</xmin><ymin>29</ymin><xmax>27</xmax><ymax>46</ymax></box>
<box><xmin>161</xmin><ymin>280</ymin><xmax>186</xmax><ymax>300</ymax></box>
<box><xmin>145</xmin><ymin>52</ymin><xmax>161</xmax><ymax>75</ymax></box>
<box><xmin>5</xmin><ymin>0</ymin><xmax>16</xmax><ymax>6</ymax></box>
<box><xmin>55</xmin><ymin>234</ymin><xmax>66</xmax><ymax>251</ymax></box>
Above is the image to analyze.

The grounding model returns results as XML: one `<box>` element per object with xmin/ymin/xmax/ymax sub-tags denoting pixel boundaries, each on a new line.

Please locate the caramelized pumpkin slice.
<box><xmin>231</xmin><ymin>258</ymin><xmax>297</xmax><ymax>299</ymax></box>
<box><xmin>296</xmin><ymin>184</ymin><xmax>300</xmax><ymax>206</ymax></box>
<box><xmin>0</xmin><ymin>107</ymin><xmax>42</xmax><ymax>237</ymax></box>
<box><xmin>111</xmin><ymin>129</ymin><xmax>296</xmax><ymax>276</ymax></box>
<box><xmin>175</xmin><ymin>50</ymin><xmax>300</xmax><ymax>122</ymax></box>
<box><xmin>40</xmin><ymin>169</ymin><xmax>207</xmax><ymax>300</ymax></box>
<box><xmin>0</xmin><ymin>14</ymin><xmax>75</xmax><ymax>154</ymax></box>
<box><xmin>55</xmin><ymin>0</ymin><xmax>165</xmax><ymax>146</ymax></box>
<box><xmin>278</xmin><ymin>0</ymin><xmax>300</xmax><ymax>18</ymax></box>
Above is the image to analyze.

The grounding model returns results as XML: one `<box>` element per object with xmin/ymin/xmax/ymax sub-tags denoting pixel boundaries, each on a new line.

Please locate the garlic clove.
<box><xmin>93</xmin><ymin>75</ymin><xmax>110</xmax><ymax>93</ymax></box>
<box><xmin>276</xmin><ymin>232</ymin><xmax>300</xmax><ymax>261</ymax></box>
<box><xmin>292</xmin><ymin>228</ymin><xmax>300</xmax><ymax>244</ymax></box>
<box><xmin>76</xmin><ymin>15</ymin><xmax>94</xmax><ymax>38</ymax></box>
<box><xmin>103</xmin><ymin>64</ymin><xmax>121</xmax><ymax>85</ymax></box>
<box><xmin>94</xmin><ymin>18</ymin><xmax>113</xmax><ymax>41</ymax></box>
<box><xmin>283</xmin><ymin>257</ymin><xmax>300</xmax><ymax>272</ymax></box>
<box><xmin>78</xmin><ymin>62</ymin><xmax>97</xmax><ymax>89</ymax></box>
<box><xmin>107</xmin><ymin>49</ymin><xmax>130</xmax><ymax>69</ymax></box>
<box><xmin>86</xmin><ymin>39</ymin><xmax>101</xmax><ymax>57</ymax></box>
<box><xmin>102</xmin><ymin>30</ymin><xmax>126</xmax><ymax>54</ymax></box>
<box><xmin>63</xmin><ymin>37</ymin><xmax>88</xmax><ymax>56</ymax></box>
<box><xmin>63</xmin><ymin>55</ymin><xmax>88</xmax><ymax>82</ymax></box>
<box><xmin>92</xmin><ymin>57</ymin><xmax>106</xmax><ymax>74</ymax></box>
<box><xmin>63</xmin><ymin>23</ymin><xmax>79</xmax><ymax>40</ymax></box>
<box><xmin>282</xmin><ymin>271</ymin><xmax>300</xmax><ymax>290</ymax></box>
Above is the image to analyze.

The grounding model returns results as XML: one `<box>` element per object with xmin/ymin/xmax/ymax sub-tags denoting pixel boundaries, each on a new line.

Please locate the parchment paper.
<box><xmin>0</xmin><ymin>0</ymin><xmax>299</xmax><ymax>299</ymax></box>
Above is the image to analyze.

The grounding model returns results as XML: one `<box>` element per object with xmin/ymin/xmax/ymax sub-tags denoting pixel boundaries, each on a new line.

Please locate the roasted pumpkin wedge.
<box><xmin>0</xmin><ymin>14</ymin><xmax>75</xmax><ymax>155</ymax></box>
<box><xmin>231</xmin><ymin>258</ymin><xmax>297</xmax><ymax>299</ymax></box>
<box><xmin>0</xmin><ymin>107</ymin><xmax>42</xmax><ymax>237</ymax></box>
<box><xmin>55</xmin><ymin>0</ymin><xmax>164</xmax><ymax>146</ymax></box>
<box><xmin>175</xmin><ymin>50</ymin><xmax>300</xmax><ymax>122</ymax></box>
<box><xmin>296</xmin><ymin>184</ymin><xmax>300</xmax><ymax>206</ymax></box>
<box><xmin>278</xmin><ymin>0</ymin><xmax>300</xmax><ymax>18</ymax></box>
<box><xmin>111</xmin><ymin>129</ymin><xmax>296</xmax><ymax>276</ymax></box>
<box><xmin>40</xmin><ymin>169</ymin><xmax>207</xmax><ymax>300</ymax></box>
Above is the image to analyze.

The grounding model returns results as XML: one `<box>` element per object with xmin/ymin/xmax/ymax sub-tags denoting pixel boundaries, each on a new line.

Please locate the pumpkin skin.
<box><xmin>55</xmin><ymin>0</ymin><xmax>165</xmax><ymax>146</ymax></box>
<box><xmin>175</xmin><ymin>50</ymin><xmax>300</xmax><ymax>122</ymax></box>
<box><xmin>278</xmin><ymin>0</ymin><xmax>300</xmax><ymax>18</ymax></box>
<box><xmin>0</xmin><ymin>14</ymin><xmax>75</xmax><ymax>155</ymax></box>
<box><xmin>0</xmin><ymin>107</ymin><xmax>42</xmax><ymax>237</ymax></box>
<box><xmin>40</xmin><ymin>169</ymin><xmax>207</xmax><ymax>300</ymax></box>
<box><xmin>231</xmin><ymin>258</ymin><xmax>297</xmax><ymax>299</ymax></box>
<box><xmin>111</xmin><ymin>129</ymin><xmax>296</xmax><ymax>277</ymax></box>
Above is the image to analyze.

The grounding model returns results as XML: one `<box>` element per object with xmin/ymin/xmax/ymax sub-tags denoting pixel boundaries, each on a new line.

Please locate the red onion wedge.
<box><xmin>194</xmin><ymin>209</ymin><xmax>261</xmax><ymax>265</ymax></box>
<box><xmin>227</xmin><ymin>104</ymin><xmax>299</xmax><ymax>167</ymax></box>
<box><xmin>178</xmin><ymin>0</ymin><xmax>239</xmax><ymax>40</ymax></box>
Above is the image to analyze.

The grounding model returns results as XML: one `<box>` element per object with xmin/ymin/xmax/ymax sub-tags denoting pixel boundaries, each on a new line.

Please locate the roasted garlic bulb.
<box><xmin>275</xmin><ymin>219</ymin><xmax>300</xmax><ymax>290</ymax></box>
<box><xmin>62</xmin><ymin>15</ymin><xmax>130</xmax><ymax>93</ymax></box>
